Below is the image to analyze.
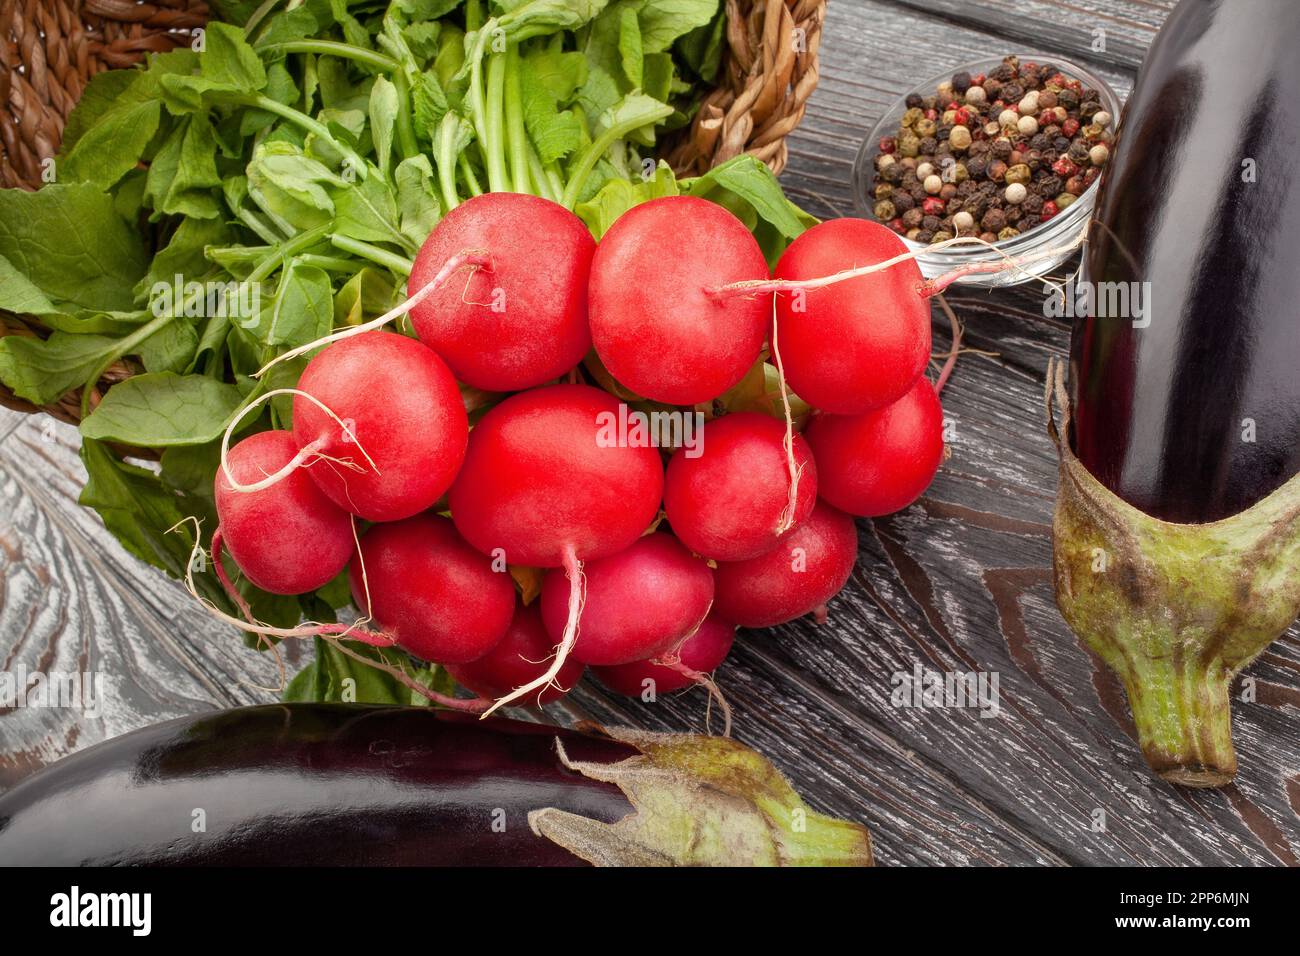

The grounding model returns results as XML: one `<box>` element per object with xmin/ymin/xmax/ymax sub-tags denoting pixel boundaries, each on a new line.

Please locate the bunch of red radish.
<box><xmin>211</xmin><ymin>191</ymin><xmax>948</xmax><ymax>718</ymax></box>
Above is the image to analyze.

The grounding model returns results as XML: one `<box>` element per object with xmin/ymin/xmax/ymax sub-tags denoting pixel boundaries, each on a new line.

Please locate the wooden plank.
<box><xmin>886</xmin><ymin>0</ymin><xmax>1174</xmax><ymax>73</ymax></box>
<box><xmin>0</xmin><ymin>411</ymin><xmax>299</xmax><ymax>790</ymax></box>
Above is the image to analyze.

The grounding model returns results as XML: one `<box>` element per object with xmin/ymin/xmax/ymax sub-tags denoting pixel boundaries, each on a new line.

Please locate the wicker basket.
<box><xmin>0</xmin><ymin>0</ymin><xmax>825</xmax><ymax>424</ymax></box>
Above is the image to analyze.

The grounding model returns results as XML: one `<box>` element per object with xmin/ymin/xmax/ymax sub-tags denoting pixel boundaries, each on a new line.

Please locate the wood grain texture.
<box><xmin>2</xmin><ymin>0</ymin><xmax>1297</xmax><ymax>865</ymax></box>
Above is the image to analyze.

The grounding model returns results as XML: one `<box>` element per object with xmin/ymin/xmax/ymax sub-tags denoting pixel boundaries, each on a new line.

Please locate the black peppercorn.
<box><xmin>1023</xmin><ymin>193</ymin><xmax>1044</xmax><ymax>215</ymax></box>
<box><xmin>1067</xmin><ymin>141</ymin><xmax>1090</xmax><ymax>164</ymax></box>
<box><xmin>902</xmin><ymin>207</ymin><xmax>923</xmax><ymax>228</ymax></box>
<box><xmin>893</xmin><ymin>190</ymin><xmax>915</xmax><ymax>212</ymax></box>
<box><xmin>1079</xmin><ymin>100</ymin><xmax>1099</xmax><ymax>121</ymax></box>
<box><xmin>956</xmin><ymin>180</ymin><xmax>976</xmax><ymax>198</ymax></box>
<box><xmin>981</xmin><ymin>208</ymin><xmax>1006</xmax><ymax>231</ymax></box>
<box><xmin>1030</xmin><ymin>133</ymin><xmax>1050</xmax><ymax>151</ymax></box>
<box><xmin>1001</xmin><ymin>83</ymin><xmax>1024</xmax><ymax>104</ymax></box>
<box><xmin>966</xmin><ymin>156</ymin><xmax>987</xmax><ymax>179</ymax></box>
<box><xmin>1005</xmin><ymin>205</ymin><xmax>1023</xmax><ymax>224</ymax></box>
<box><xmin>915</xmin><ymin>229</ymin><xmax>934</xmax><ymax>244</ymax></box>
<box><xmin>1053</xmin><ymin>135</ymin><xmax>1071</xmax><ymax>152</ymax></box>
<box><xmin>919</xmin><ymin>136</ymin><xmax>938</xmax><ymax>154</ymax></box>
<box><xmin>952</xmin><ymin>71</ymin><xmax>972</xmax><ymax>92</ymax></box>
<box><xmin>992</xmin><ymin>64</ymin><xmax>1014</xmax><ymax>82</ymax></box>
<box><xmin>905</xmin><ymin>92</ymin><xmax>924</xmax><ymax>109</ymax></box>
<box><xmin>991</xmin><ymin>138</ymin><xmax>1013</xmax><ymax>160</ymax></box>
<box><xmin>1038</xmin><ymin>174</ymin><xmax>1062</xmax><ymax>196</ymax></box>
<box><xmin>910</xmin><ymin>185</ymin><xmax>928</xmax><ymax>202</ymax></box>
<box><xmin>1058</xmin><ymin>88</ymin><xmax>1079</xmax><ymax>109</ymax></box>
<box><xmin>921</xmin><ymin>214</ymin><xmax>942</xmax><ymax>231</ymax></box>
<box><xmin>882</xmin><ymin>162</ymin><xmax>903</xmax><ymax>183</ymax></box>
<box><xmin>945</xmin><ymin>197</ymin><xmax>963</xmax><ymax>215</ymax></box>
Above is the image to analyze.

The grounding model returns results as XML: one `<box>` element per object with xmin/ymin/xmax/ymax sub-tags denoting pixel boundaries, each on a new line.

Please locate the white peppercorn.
<box><xmin>1005</xmin><ymin>182</ymin><xmax>1027</xmax><ymax>204</ymax></box>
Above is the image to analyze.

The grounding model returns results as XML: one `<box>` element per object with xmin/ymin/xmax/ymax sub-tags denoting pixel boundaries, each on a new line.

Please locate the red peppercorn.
<box><xmin>1038</xmin><ymin>109</ymin><xmax>1056</xmax><ymax>127</ymax></box>
<box><xmin>922</xmin><ymin>196</ymin><xmax>947</xmax><ymax>216</ymax></box>
<box><xmin>879</xmin><ymin>136</ymin><xmax>896</xmax><ymax>154</ymax></box>
<box><xmin>924</xmin><ymin>108</ymin><xmax>939</xmax><ymax>121</ymax></box>
<box><xmin>1083</xmin><ymin>166</ymin><xmax>1100</xmax><ymax>187</ymax></box>
<box><xmin>889</xmin><ymin>217</ymin><xmax>906</xmax><ymax>234</ymax></box>
<box><xmin>1041</xmin><ymin>200</ymin><xmax>1060</xmax><ymax>221</ymax></box>
<box><xmin>1023</xmin><ymin>61</ymin><xmax>1039</xmax><ymax>75</ymax></box>
<box><xmin>1061</xmin><ymin>118</ymin><xmax>1080</xmax><ymax>138</ymax></box>
<box><xmin>972</xmin><ymin>73</ymin><xmax>986</xmax><ymax>85</ymax></box>
<box><xmin>951</xmin><ymin>106</ymin><xmax>971</xmax><ymax>127</ymax></box>
<box><xmin>1049</xmin><ymin>72</ymin><xmax>1069</xmax><ymax>89</ymax></box>
<box><xmin>1052</xmin><ymin>156</ymin><xmax>1078</xmax><ymax>177</ymax></box>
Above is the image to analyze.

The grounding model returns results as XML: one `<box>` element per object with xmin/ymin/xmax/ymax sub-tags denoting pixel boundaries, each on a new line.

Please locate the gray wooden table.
<box><xmin>3</xmin><ymin>0</ymin><xmax>1298</xmax><ymax>866</ymax></box>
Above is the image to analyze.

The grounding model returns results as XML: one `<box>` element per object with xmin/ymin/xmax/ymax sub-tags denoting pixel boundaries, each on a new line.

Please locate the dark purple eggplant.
<box><xmin>1072</xmin><ymin>0</ymin><xmax>1300</xmax><ymax>523</ymax></box>
<box><xmin>0</xmin><ymin>704</ymin><xmax>873</xmax><ymax>866</ymax></box>
<box><xmin>1052</xmin><ymin>0</ymin><xmax>1300</xmax><ymax>786</ymax></box>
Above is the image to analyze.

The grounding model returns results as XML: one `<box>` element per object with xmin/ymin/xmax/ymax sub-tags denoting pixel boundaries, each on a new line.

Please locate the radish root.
<box><xmin>769</xmin><ymin>297</ymin><xmax>805</xmax><ymax>536</ymax></box>
<box><xmin>174</xmin><ymin>517</ymin><xmax>397</xmax><ymax>644</ymax></box>
<box><xmin>182</xmin><ymin>517</ymin><xmax>489</xmax><ymax>713</ymax></box>
<box><xmin>218</xmin><ymin>388</ymin><xmax>379</xmax><ymax>494</ymax></box>
<box><xmin>706</xmin><ymin>224</ymin><xmax>1089</xmax><ymax>299</ymax></box>
<box><xmin>481</xmin><ymin>544</ymin><xmax>585</xmax><ymax>718</ymax></box>
<box><xmin>256</xmin><ymin>249</ymin><xmax>493</xmax><ymax>378</ymax></box>
<box><xmin>654</xmin><ymin>654</ymin><xmax>733</xmax><ymax>738</ymax></box>
<box><xmin>651</xmin><ymin>608</ymin><xmax>733</xmax><ymax>737</ymax></box>
<box><xmin>934</xmin><ymin>294</ymin><xmax>963</xmax><ymax>394</ymax></box>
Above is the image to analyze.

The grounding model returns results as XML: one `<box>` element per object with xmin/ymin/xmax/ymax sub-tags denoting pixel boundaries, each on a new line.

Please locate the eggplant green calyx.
<box><xmin>529</xmin><ymin>727</ymin><xmax>874</xmax><ymax>866</ymax></box>
<box><xmin>1046</xmin><ymin>360</ymin><xmax>1300</xmax><ymax>787</ymax></box>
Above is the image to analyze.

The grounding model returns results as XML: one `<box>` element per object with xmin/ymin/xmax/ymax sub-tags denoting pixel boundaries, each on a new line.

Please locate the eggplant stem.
<box><xmin>1046</xmin><ymin>358</ymin><xmax>1300</xmax><ymax>787</ymax></box>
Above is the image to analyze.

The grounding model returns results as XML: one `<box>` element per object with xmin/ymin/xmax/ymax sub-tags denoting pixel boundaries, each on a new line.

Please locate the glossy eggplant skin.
<box><xmin>1072</xmin><ymin>0</ymin><xmax>1300</xmax><ymax>523</ymax></box>
<box><xmin>0</xmin><ymin>705</ymin><xmax>634</xmax><ymax>866</ymax></box>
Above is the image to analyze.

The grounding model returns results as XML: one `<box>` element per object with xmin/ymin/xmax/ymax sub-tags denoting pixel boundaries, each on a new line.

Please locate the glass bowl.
<box><xmin>851</xmin><ymin>54</ymin><xmax>1122</xmax><ymax>288</ymax></box>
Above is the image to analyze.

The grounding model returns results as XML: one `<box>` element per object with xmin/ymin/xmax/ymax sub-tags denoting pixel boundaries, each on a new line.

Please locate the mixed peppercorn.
<box><xmin>870</xmin><ymin>56</ymin><xmax>1114</xmax><ymax>244</ymax></box>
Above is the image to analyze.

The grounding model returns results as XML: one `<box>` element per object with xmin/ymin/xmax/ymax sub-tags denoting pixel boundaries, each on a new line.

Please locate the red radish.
<box><xmin>445</xmin><ymin>601</ymin><xmax>585</xmax><ymax>705</ymax></box>
<box><xmin>587</xmin><ymin>195</ymin><xmax>771</xmax><ymax>405</ymax></box>
<box><xmin>539</xmin><ymin>532</ymin><xmax>714</xmax><ymax>666</ymax></box>
<box><xmin>449</xmin><ymin>384</ymin><xmax>663</xmax><ymax>568</ymax></box>
<box><xmin>772</xmin><ymin>218</ymin><xmax>930</xmax><ymax>414</ymax></box>
<box><xmin>292</xmin><ymin>330</ymin><xmax>467</xmax><ymax>523</ymax></box>
<box><xmin>592</xmin><ymin>613</ymin><xmax>735</xmax><ymax>697</ymax></box>
<box><xmin>449</xmin><ymin>384</ymin><xmax>664</xmax><ymax>711</ymax></box>
<box><xmin>214</xmin><ymin>430</ymin><xmax>354</xmax><ymax>595</ymax></box>
<box><xmin>408</xmin><ymin>193</ymin><xmax>595</xmax><ymax>391</ymax></box>
<box><xmin>804</xmin><ymin>377</ymin><xmax>945</xmax><ymax>517</ymax></box>
<box><xmin>713</xmin><ymin>500</ymin><xmax>858</xmax><ymax>628</ymax></box>
<box><xmin>663</xmin><ymin>411</ymin><xmax>818</xmax><ymax>561</ymax></box>
<box><xmin>348</xmin><ymin>513</ymin><xmax>514</xmax><ymax>664</ymax></box>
